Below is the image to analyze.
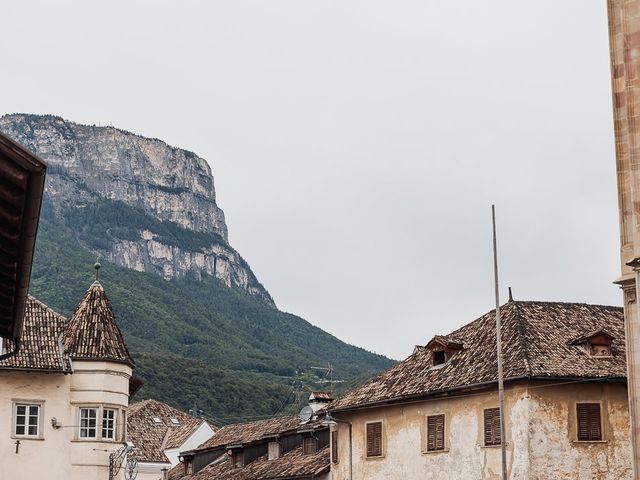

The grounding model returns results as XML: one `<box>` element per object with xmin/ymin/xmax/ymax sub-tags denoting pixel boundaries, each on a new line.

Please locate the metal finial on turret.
<box><xmin>94</xmin><ymin>258</ymin><xmax>101</xmax><ymax>281</ymax></box>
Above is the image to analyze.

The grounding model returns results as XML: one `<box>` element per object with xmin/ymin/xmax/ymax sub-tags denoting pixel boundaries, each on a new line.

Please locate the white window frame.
<box><xmin>102</xmin><ymin>408</ymin><xmax>117</xmax><ymax>440</ymax></box>
<box><xmin>12</xmin><ymin>400</ymin><xmax>44</xmax><ymax>439</ymax></box>
<box><xmin>76</xmin><ymin>405</ymin><xmax>122</xmax><ymax>441</ymax></box>
<box><xmin>79</xmin><ymin>407</ymin><xmax>99</xmax><ymax>439</ymax></box>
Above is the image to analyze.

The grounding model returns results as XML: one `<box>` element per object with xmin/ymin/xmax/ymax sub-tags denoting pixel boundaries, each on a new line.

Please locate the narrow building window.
<box><xmin>483</xmin><ymin>408</ymin><xmax>501</xmax><ymax>446</ymax></box>
<box><xmin>102</xmin><ymin>409</ymin><xmax>117</xmax><ymax>440</ymax></box>
<box><xmin>232</xmin><ymin>450</ymin><xmax>243</xmax><ymax>468</ymax></box>
<box><xmin>577</xmin><ymin>403</ymin><xmax>602</xmax><ymax>441</ymax></box>
<box><xmin>303</xmin><ymin>436</ymin><xmax>317</xmax><ymax>455</ymax></box>
<box><xmin>366</xmin><ymin>421</ymin><xmax>383</xmax><ymax>457</ymax></box>
<box><xmin>15</xmin><ymin>404</ymin><xmax>41</xmax><ymax>437</ymax></box>
<box><xmin>332</xmin><ymin>430</ymin><xmax>339</xmax><ymax>463</ymax></box>
<box><xmin>427</xmin><ymin>414</ymin><xmax>445</xmax><ymax>451</ymax></box>
<box><xmin>80</xmin><ymin>408</ymin><xmax>98</xmax><ymax>439</ymax></box>
<box><xmin>268</xmin><ymin>441</ymin><xmax>280</xmax><ymax>460</ymax></box>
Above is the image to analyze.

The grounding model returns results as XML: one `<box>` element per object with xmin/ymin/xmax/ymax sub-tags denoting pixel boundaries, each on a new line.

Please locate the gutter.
<box><xmin>0</xmin><ymin>338</ymin><xmax>20</xmax><ymax>361</ymax></box>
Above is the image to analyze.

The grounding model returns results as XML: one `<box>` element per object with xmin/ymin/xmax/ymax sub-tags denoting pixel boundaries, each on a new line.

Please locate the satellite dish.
<box><xmin>299</xmin><ymin>406</ymin><xmax>314</xmax><ymax>423</ymax></box>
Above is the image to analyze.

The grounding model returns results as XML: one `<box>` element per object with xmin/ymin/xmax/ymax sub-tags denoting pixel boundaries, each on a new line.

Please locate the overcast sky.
<box><xmin>1</xmin><ymin>1</ymin><xmax>619</xmax><ymax>360</ymax></box>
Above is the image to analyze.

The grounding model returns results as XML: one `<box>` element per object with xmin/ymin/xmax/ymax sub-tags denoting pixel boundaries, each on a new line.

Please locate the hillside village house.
<box><xmin>170</xmin><ymin>392</ymin><xmax>333</xmax><ymax>480</ymax></box>
<box><xmin>0</xmin><ymin>279</ymin><xmax>137</xmax><ymax>480</ymax></box>
<box><xmin>328</xmin><ymin>301</ymin><xmax>632</xmax><ymax>480</ymax></box>
<box><xmin>127</xmin><ymin>399</ymin><xmax>216</xmax><ymax>480</ymax></box>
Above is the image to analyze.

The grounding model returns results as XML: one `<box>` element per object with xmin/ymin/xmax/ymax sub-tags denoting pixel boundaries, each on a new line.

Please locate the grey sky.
<box><xmin>1</xmin><ymin>1</ymin><xmax>618</xmax><ymax>360</ymax></box>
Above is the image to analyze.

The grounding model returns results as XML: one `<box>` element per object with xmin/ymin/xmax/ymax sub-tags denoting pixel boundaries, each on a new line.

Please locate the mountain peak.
<box><xmin>0</xmin><ymin>113</ymin><xmax>274</xmax><ymax>305</ymax></box>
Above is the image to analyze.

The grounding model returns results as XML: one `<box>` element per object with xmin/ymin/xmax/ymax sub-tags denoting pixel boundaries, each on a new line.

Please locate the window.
<box><xmin>427</xmin><ymin>414</ymin><xmax>445</xmax><ymax>451</ymax></box>
<box><xmin>152</xmin><ymin>416</ymin><xmax>162</xmax><ymax>424</ymax></box>
<box><xmin>366</xmin><ymin>422</ymin><xmax>383</xmax><ymax>457</ymax></box>
<box><xmin>232</xmin><ymin>451</ymin><xmax>244</xmax><ymax>468</ymax></box>
<box><xmin>332</xmin><ymin>431</ymin><xmax>339</xmax><ymax>464</ymax></box>
<box><xmin>577</xmin><ymin>403</ymin><xmax>602</xmax><ymax>441</ymax></box>
<box><xmin>483</xmin><ymin>408</ymin><xmax>501</xmax><ymax>446</ymax></box>
<box><xmin>102</xmin><ymin>409</ymin><xmax>116</xmax><ymax>440</ymax></box>
<box><xmin>303</xmin><ymin>436</ymin><xmax>317</xmax><ymax>455</ymax></box>
<box><xmin>433</xmin><ymin>350</ymin><xmax>446</xmax><ymax>366</ymax></box>
<box><xmin>170</xmin><ymin>417</ymin><xmax>180</xmax><ymax>425</ymax></box>
<box><xmin>80</xmin><ymin>408</ymin><xmax>98</xmax><ymax>439</ymax></box>
<box><xmin>14</xmin><ymin>403</ymin><xmax>41</xmax><ymax>437</ymax></box>
<box><xmin>268</xmin><ymin>441</ymin><xmax>280</xmax><ymax>460</ymax></box>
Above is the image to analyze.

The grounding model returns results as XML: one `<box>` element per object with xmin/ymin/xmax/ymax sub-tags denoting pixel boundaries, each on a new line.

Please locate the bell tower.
<box><xmin>608</xmin><ymin>0</ymin><xmax>640</xmax><ymax>475</ymax></box>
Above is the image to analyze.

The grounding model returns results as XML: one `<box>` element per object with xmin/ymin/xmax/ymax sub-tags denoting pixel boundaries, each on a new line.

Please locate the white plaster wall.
<box><xmin>166</xmin><ymin>421</ymin><xmax>216</xmax><ymax>466</ymax></box>
<box><xmin>0</xmin><ymin>360</ymin><xmax>132</xmax><ymax>480</ymax></box>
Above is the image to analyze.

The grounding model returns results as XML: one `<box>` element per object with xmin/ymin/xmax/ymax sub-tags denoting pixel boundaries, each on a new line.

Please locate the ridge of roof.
<box><xmin>511</xmin><ymin>301</ymin><xmax>532</xmax><ymax>376</ymax></box>
<box><xmin>63</xmin><ymin>281</ymin><xmax>134</xmax><ymax>367</ymax></box>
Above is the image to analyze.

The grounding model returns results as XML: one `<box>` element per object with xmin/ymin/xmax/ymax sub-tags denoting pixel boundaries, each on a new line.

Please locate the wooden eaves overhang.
<box><xmin>0</xmin><ymin>131</ymin><xmax>46</xmax><ymax>343</ymax></box>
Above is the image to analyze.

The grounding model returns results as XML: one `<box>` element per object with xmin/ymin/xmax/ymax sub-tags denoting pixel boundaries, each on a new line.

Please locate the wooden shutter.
<box><xmin>427</xmin><ymin>415</ymin><xmax>445</xmax><ymax>451</ymax></box>
<box><xmin>366</xmin><ymin>422</ymin><xmax>383</xmax><ymax>457</ymax></box>
<box><xmin>303</xmin><ymin>436</ymin><xmax>317</xmax><ymax>455</ymax></box>
<box><xmin>577</xmin><ymin>403</ymin><xmax>602</xmax><ymax>441</ymax></box>
<box><xmin>484</xmin><ymin>408</ymin><xmax>501</xmax><ymax>446</ymax></box>
<box><xmin>332</xmin><ymin>430</ymin><xmax>339</xmax><ymax>463</ymax></box>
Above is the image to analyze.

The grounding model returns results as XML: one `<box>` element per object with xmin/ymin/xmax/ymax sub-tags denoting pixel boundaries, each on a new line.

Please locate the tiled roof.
<box><xmin>186</xmin><ymin>446</ymin><xmax>330</xmax><ymax>480</ymax></box>
<box><xmin>331</xmin><ymin>301</ymin><xmax>626</xmax><ymax>411</ymax></box>
<box><xmin>63</xmin><ymin>281</ymin><xmax>134</xmax><ymax>367</ymax></box>
<box><xmin>190</xmin><ymin>416</ymin><xmax>306</xmax><ymax>453</ymax></box>
<box><xmin>127</xmin><ymin>399</ymin><xmax>215</xmax><ymax>463</ymax></box>
<box><xmin>0</xmin><ymin>296</ymin><xmax>71</xmax><ymax>372</ymax></box>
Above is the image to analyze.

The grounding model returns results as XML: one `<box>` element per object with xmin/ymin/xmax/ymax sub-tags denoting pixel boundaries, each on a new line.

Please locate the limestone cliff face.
<box><xmin>0</xmin><ymin>113</ymin><xmax>273</xmax><ymax>305</ymax></box>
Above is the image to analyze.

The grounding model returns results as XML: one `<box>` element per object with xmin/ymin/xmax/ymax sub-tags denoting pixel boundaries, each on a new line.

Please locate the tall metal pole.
<box><xmin>492</xmin><ymin>205</ymin><xmax>508</xmax><ymax>480</ymax></box>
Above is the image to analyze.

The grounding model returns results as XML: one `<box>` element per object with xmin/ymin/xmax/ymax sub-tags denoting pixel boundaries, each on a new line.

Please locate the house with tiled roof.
<box><xmin>170</xmin><ymin>393</ymin><xmax>332</xmax><ymax>480</ymax></box>
<box><xmin>127</xmin><ymin>399</ymin><xmax>216</xmax><ymax>479</ymax></box>
<box><xmin>328</xmin><ymin>300</ymin><xmax>633</xmax><ymax>480</ymax></box>
<box><xmin>0</xmin><ymin>277</ymin><xmax>138</xmax><ymax>480</ymax></box>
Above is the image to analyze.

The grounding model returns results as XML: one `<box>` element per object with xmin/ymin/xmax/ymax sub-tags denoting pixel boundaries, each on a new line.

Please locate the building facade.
<box><xmin>329</xmin><ymin>301</ymin><xmax>633</xmax><ymax>479</ymax></box>
<box><xmin>608</xmin><ymin>0</ymin><xmax>640</xmax><ymax>474</ymax></box>
<box><xmin>127</xmin><ymin>399</ymin><xmax>216</xmax><ymax>480</ymax></box>
<box><xmin>0</xmin><ymin>281</ymin><xmax>136</xmax><ymax>480</ymax></box>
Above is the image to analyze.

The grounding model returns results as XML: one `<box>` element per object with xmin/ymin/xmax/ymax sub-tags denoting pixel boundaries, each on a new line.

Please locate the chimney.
<box><xmin>308</xmin><ymin>392</ymin><xmax>333</xmax><ymax>414</ymax></box>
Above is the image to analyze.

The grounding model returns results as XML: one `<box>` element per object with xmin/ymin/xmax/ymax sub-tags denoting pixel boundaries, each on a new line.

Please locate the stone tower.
<box><xmin>608</xmin><ymin>0</ymin><xmax>640</xmax><ymax>475</ymax></box>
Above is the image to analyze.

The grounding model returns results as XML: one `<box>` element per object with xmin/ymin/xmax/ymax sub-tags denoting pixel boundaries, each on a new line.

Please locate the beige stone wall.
<box><xmin>0</xmin><ymin>361</ymin><xmax>132</xmax><ymax>480</ymax></box>
<box><xmin>331</xmin><ymin>382</ymin><xmax>631</xmax><ymax>480</ymax></box>
<box><xmin>528</xmin><ymin>382</ymin><xmax>632</xmax><ymax>480</ymax></box>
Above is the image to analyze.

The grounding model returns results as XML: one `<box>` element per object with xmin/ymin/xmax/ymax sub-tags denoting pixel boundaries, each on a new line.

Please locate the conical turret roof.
<box><xmin>63</xmin><ymin>281</ymin><xmax>134</xmax><ymax>367</ymax></box>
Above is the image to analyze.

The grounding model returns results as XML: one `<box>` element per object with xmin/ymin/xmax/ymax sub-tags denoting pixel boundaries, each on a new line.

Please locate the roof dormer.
<box><xmin>425</xmin><ymin>335</ymin><xmax>463</xmax><ymax>368</ymax></box>
<box><xmin>569</xmin><ymin>330</ymin><xmax>614</xmax><ymax>358</ymax></box>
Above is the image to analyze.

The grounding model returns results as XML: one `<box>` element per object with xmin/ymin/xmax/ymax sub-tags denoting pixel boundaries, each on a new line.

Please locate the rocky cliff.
<box><xmin>0</xmin><ymin>113</ymin><xmax>273</xmax><ymax>305</ymax></box>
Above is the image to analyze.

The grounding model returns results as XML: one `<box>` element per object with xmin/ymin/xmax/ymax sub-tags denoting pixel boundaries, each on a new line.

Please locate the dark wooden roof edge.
<box><xmin>0</xmin><ymin>131</ymin><xmax>47</xmax><ymax>341</ymax></box>
<box><xmin>0</xmin><ymin>365</ymin><xmax>72</xmax><ymax>374</ymax></box>
<box><xmin>69</xmin><ymin>354</ymin><xmax>135</xmax><ymax>368</ymax></box>
<box><xmin>329</xmin><ymin>375</ymin><xmax>627</xmax><ymax>414</ymax></box>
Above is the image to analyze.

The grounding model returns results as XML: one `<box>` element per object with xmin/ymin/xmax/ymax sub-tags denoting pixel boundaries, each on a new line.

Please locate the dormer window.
<box><xmin>569</xmin><ymin>330</ymin><xmax>614</xmax><ymax>358</ymax></box>
<box><xmin>433</xmin><ymin>350</ymin><xmax>446</xmax><ymax>366</ymax></box>
<box><xmin>152</xmin><ymin>416</ymin><xmax>162</xmax><ymax>424</ymax></box>
<box><xmin>232</xmin><ymin>450</ymin><xmax>244</xmax><ymax>468</ymax></box>
<box><xmin>426</xmin><ymin>335</ymin><xmax>463</xmax><ymax>368</ymax></box>
<box><xmin>268</xmin><ymin>441</ymin><xmax>280</xmax><ymax>460</ymax></box>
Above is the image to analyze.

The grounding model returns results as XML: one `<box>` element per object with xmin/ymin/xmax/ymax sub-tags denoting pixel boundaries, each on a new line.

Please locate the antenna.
<box><xmin>309</xmin><ymin>362</ymin><xmax>343</xmax><ymax>396</ymax></box>
<box><xmin>492</xmin><ymin>205</ymin><xmax>507</xmax><ymax>480</ymax></box>
<box><xmin>298</xmin><ymin>405</ymin><xmax>313</xmax><ymax>423</ymax></box>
